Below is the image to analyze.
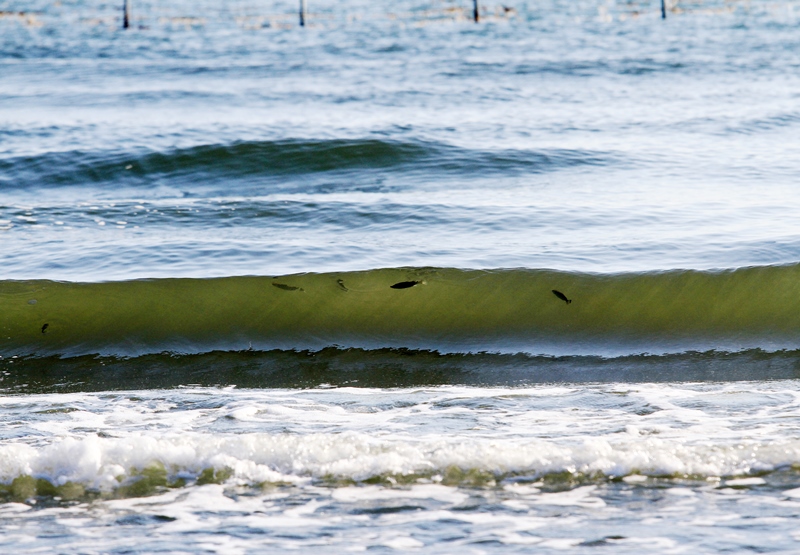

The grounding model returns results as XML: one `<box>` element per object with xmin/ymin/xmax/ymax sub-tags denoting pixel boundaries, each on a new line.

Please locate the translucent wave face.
<box><xmin>4</xmin><ymin>266</ymin><xmax>800</xmax><ymax>358</ymax></box>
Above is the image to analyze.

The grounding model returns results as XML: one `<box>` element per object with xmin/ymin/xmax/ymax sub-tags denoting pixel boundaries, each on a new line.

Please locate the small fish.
<box><xmin>552</xmin><ymin>290</ymin><xmax>572</xmax><ymax>304</ymax></box>
<box><xmin>41</xmin><ymin>323</ymin><xmax>49</xmax><ymax>334</ymax></box>
<box><xmin>272</xmin><ymin>283</ymin><xmax>303</xmax><ymax>292</ymax></box>
<box><xmin>390</xmin><ymin>281</ymin><xmax>421</xmax><ymax>289</ymax></box>
<box><xmin>336</xmin><ymin>279</ymin><xmax>348</xmax><ymax>292</ymax></box>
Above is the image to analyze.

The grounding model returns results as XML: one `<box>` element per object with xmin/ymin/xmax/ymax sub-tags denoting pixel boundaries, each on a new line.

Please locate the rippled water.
<box><xmin>3</xmin><ymin>0</ymin><xmax>800</xmax><ymax>552</ymax></box>
<box><xmin>3</xmin><ymin>0</ymin><xmax>800</xmax><ymax>279</ymax></box>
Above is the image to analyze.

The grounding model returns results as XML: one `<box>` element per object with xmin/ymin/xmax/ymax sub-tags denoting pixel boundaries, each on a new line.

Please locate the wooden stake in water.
<box><xmin>661</xmin><ymin>0</ymin><xmax>666</xmax><ymax>19</ymax></box>
<box><xmin>300</xmin><ymin>0</ymin><xmax>307</xmax><ymax>27</ymax></box>
<box><xmin>473</xmin><ymin>0</ymin><xmax>479</xmax><ymax>22</ymax></box>
<box><xmin>123</xmin><ymin>0</ymin><xmax>131</xmax><ymax>29</ymax></box>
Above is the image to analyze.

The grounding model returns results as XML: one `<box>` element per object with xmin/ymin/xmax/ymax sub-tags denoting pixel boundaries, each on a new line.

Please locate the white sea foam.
<box><xmin>3</xmin><ymin>384</ymin><xmax>800</xmax><ymax>553</ymax></box>
<box><xmin>2</xmin><ymin>384</ymin><xmax>800</xmax><ymax>491</ymax></box>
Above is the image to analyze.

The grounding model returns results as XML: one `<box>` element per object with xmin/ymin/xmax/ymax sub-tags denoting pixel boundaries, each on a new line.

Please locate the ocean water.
<box><xmin>3</xmin><ymin>0</ymin><xmax>800</xmax><ymax>552</ymax></box>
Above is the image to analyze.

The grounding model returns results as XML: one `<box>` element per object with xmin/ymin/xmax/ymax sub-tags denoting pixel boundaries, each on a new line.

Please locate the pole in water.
<box><xmin>661</xmin><ymin>0</ymin><xmax>666</xmax><ymax>19</ymax></box>
<box><xmin>299</xmin><ymin>0</ymin><xmax>307</xmax><ymax>27</ymax></box>
<box><xmin>123</xmin><ymin>0</ymin><xmax>130</xmax><ymax>29</ymax></box>
<box><xmin>473</xmin><ymin>0</ymin><xmax>479</xmax><ymax>22</ymax></box>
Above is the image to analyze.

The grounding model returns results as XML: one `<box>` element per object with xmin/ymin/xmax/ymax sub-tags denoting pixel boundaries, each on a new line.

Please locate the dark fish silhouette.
<box><xmin>272</xmin><ymin>283</ymin><xmax>302</xmax><ymax>292</ymax></box>
<box><xmin>390</xmin><ymin>281</ymin><xmax>421</xmax><ymax>289</ymax></box>
<box><xmin>41</xmin><ymin>323</ymin><xmax>49</xmax><ymax>334</ymax></box>
<box><xmin>336</xmin><ymin>279</ymin><xmax>348</xmax><ymax>291</ymax></box>
<box><xmin>552</xmin><ymin>290</ymin><xmax>572</xmax><ymax>304</ymax></box>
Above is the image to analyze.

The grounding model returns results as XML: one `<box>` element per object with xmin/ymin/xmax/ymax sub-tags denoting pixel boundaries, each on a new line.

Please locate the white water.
<box><xmin>3</xmin><ymin>384</ymin><xmax>800</xmax><ymax>552</ymax></box>
<box><xmin>5</xmin><ymin>385</ymin><xmax>800</xmax><ymax>484</ymax></box>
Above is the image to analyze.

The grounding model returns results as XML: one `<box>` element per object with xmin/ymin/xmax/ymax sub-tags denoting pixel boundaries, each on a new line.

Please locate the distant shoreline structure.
<box><xmin>2</xmin><ymin>0</ymin><xmax>797</xmax><ymax>32</ymax></box>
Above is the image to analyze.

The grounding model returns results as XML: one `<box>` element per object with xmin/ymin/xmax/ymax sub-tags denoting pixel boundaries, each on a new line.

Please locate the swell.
<box><xmin>3</xmin><ymin>264</ymin><xmax>800</xmax><ymax>358</ymax></box>
<box><xmin>0</xmin><ymin>138</ymin><xmax>615</xmax><ymax>189</ymax></box>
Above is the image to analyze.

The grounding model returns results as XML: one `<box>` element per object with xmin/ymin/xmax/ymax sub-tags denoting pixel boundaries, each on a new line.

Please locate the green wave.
<box><xmin>2</xmin><ymin>265</ymin><xmax>800</xmax><ymax>357</ymax></box>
